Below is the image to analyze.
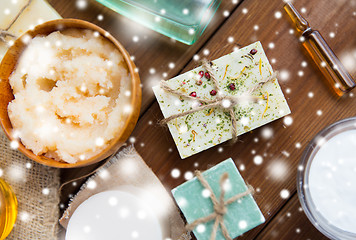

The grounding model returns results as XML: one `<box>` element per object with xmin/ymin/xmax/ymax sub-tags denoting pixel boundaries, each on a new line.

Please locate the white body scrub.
<box><xmin>8</xmin><ymin>30</ymin><xmax>131</xmax><ymax>163</ymax></box>
<box><xmin>308</xmin><ymin>130</ymin><xmax>356</xmax><ymax>233</ymax></box>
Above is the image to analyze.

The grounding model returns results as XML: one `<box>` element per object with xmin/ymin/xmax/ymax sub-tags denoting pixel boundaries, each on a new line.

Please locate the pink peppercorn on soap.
<box><xmin>152</xmin><ymin>42</ymin><xmax>290</xmax><ymax>159</ymax></box>
<box><xmin>171</xmin><ymin>158</ymin><xmax>265</xmax><ymax>240</ymax></box>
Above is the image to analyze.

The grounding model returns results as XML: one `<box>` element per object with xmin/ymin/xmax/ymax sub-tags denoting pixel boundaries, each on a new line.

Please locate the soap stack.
<box><xmin>153</xmin><ymin>42</ymin><xmax>290</xmax><ymax>239</ymax></box>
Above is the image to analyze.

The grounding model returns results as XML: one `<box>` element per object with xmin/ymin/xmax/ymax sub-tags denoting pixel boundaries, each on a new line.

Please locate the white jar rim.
<box><xmin>297</xmin><ymin>117</ymin><xmax>356</xmax><ymax>240</ymax></box>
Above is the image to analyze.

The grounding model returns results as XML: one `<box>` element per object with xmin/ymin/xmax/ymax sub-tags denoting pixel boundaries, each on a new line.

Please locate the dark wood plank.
<box><xmin>255</xmin><ymin>0</ymin><xmax>356</xmax><ymax>238</ymax></box>
<box><xmin>55</xmin><ymin>0</ymin><xmax>356</xmax><ymax>238</ymax></box>
<box><xmin>126</xmin><ymin>0</ymin><xmax>356</xmax><ymax>239</ymax></box>
<box><xmin>56</xmin><ymin>0</ymin><xmax>246</xmax><ymax>206</ymax></box>
<box><xmin>255</xmin><ymin>194</ymin><xmax>328</xmax><ymax>240</ymax></box>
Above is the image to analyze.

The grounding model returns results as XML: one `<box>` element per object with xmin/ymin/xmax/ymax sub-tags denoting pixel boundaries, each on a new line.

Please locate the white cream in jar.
<box><xmin>309</xmin><ymin>130</ymin><xmax>356</xmax><ymax>233</ymax></box>
<box><xmin>298</xmin><ymin>118</ymin><xmax>356</xmax><ymax>239</ymax></box>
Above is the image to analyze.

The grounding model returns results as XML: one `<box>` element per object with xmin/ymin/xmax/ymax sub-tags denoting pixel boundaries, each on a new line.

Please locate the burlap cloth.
<box><xmin>60</xmin><ymin>145</ymin><xmax>191</xmax><ymax>240</ymax></box>
<box><xmin>0</xmin><ymin>130</ymin><xmax>60</xmax><ymax>240</ymax></box>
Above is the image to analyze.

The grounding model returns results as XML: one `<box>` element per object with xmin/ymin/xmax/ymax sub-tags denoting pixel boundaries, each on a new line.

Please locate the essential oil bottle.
<box><xmin>284</xmin><ymin>3</ymin><xmax>355</xmax><ymax>96</ymax></box>
<box><xmin>0</xmin><ymin>178</ymin><xmax>17</xmax><ymax>240</ymax></box>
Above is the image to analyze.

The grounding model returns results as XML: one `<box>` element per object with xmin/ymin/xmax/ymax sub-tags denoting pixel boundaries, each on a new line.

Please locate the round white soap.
<box><xmin>66</xmin><ymin>190</ymin><xmax>162</xmax><ymax>240</ymax></box>
<box><xmin>309</xmin><ymin>130</ymin><xmax>356</xmax><ymax>233</ymax></box>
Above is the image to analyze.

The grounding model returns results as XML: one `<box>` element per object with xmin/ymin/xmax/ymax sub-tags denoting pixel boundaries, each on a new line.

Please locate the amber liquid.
<box><xmin>0</xmin><ymin>179</ymin><xmax>18</xmax><ymax>240</ymax></box>
<box><xmin>303</xmin><ymin>31</ymin><xmax>356</xmax><ymax>96</ymax></box>
<box><xmin>284</xmin><ymin>3</ymin><xmax>355</xmax><ymax>96</ymax></box>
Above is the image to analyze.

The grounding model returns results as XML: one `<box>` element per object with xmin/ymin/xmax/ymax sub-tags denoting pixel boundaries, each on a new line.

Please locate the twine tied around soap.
<box><xmin>186</xmin><ymin>170</ymin><xmax>254</xmax><ymax>240</ymax></box>
<box><xmin>159</xmin><ymin>59</ymin><xmax>278</xmax><ymax>142</ymax></box>
<box><xmin>0</xmin><ymin>0</ymin><xmax>33</xmax><ymax>43</ymax></box>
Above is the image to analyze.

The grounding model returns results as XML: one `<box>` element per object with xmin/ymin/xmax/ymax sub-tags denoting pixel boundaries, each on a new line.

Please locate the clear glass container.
<box><xmin>297</xmin><ymin>117</ymin><xmax>356</xmax><ymax>240</ymax></box>
<box><xmin>0</xmin><ymin>178</ymin><xmax>18</xmax><ymax>240</ymax></box>
<box><xmin>95</xmin><ymin>0</ymin><xmax>221</xmax><ymax>45</ymax></box>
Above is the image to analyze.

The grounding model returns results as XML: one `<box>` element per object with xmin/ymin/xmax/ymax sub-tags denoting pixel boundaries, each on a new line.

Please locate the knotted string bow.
<box><xmin>0</xmin><ymin>0</ymin><xmax>32</xmax><ymax>43</ymax></box>
<box><xmin>186</xmin><ymin>170</ymin><xmax>254</xmax><ymax>240</ymax></box>
<box><xmin>160</xmin><ymin>59</ymin><xmax>277</xmax><ymax>141</ymax></box>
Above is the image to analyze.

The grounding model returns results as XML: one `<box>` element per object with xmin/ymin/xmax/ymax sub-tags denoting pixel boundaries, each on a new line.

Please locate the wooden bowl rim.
<box><xmin>0</xmin><ymin>19</ymin><xmax>141</xmax><ymax>168</ymax></box>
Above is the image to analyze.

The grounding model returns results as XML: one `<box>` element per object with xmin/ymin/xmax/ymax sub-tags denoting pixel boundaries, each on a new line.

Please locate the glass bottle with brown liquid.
<box><xmin>284</xmin><ymin>3</ymin><xmax>356</xmax><ymax>96</ymax></box>
<box><xmin>0</xmin><ymin>178</ymin><xmax>18</xmax><ymax>240</ymax></box>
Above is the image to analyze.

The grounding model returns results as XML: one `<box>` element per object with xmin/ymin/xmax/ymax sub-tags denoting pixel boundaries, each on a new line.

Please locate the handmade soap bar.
<box><xmin>172</xmin><ymin>158</ymin><xmax>265</xmax><ymax>240</ymax></box>
<box><xmin>153</xmin><ymin>42</ymin><xmax>290</xmax><ymax>159</ymax></box>
<box><xmin>0</xmin><ymin>0</ymin><xmax>61</xmax><ymax>60</ymax></box>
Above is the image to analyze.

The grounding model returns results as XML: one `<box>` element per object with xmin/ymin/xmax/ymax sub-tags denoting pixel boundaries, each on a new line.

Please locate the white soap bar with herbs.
<box><xmin>0</xmin><ymin>0</ymin><xmax>61</xmax><ymax>60</ymax></box>
<box><xmin>153</xmin><ymin>41</ymin><xmax>290</xmax><ymax>159</ymax></box>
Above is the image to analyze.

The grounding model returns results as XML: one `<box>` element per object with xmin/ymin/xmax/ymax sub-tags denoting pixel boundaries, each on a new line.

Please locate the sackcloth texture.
<box><xmin>0</xmin><ymin>130</ymin><xmax>60</xmax><ymax>240</ymax></box>
<box><xmin>60</xmin><ymin>145</ymin><xmax>190</xmax><ymax>240</ymax></box>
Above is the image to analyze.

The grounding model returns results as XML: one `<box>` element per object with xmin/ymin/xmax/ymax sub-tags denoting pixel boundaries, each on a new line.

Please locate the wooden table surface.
<box><xmin>50</xmin><ymin>0</ymin><xmax>356</xmax><ymax>239</ymax></box>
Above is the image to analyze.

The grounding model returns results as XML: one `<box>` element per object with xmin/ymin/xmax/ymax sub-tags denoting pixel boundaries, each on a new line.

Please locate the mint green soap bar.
<box><xmin>171</xmin><ymin>159</ymin><xmax>265</xmax><ymax>240</ymax></box>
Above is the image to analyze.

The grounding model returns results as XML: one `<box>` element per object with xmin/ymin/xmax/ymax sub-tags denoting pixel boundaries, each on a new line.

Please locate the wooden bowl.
<box><xmin>0</xmin><ymin>19</ymin><xmax>141</xmax><ymax>168</ymax></box>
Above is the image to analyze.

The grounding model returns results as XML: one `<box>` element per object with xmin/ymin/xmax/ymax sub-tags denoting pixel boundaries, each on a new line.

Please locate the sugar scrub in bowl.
<box><xmin>0</xmin><ymin>19</ymin><xmax>141</xmax><ymax>168</ymax></box>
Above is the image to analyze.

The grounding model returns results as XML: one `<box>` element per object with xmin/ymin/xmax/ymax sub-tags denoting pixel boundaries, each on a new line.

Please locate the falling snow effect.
<box><xmin>228</xmin><ymin>36</ymin><xmax>234</xmax><ymax>43</ymax></box>
<box><xmin>184</xmin><ymin>171</ymin><xmax>193</xmax><ymax>180</ymax></box>
<box><xmin>283</xmin><ymin>116</ymin><xmax>293</xmax><ymax>126</ymax></box>
<box><xmin>129</xmin><ymin>137</ymin><xmax>136</xmax><ymax>143</ymax></box>
<box><xmin>168</xmin><ymin>62</ymin><xmax>175</xmax><ymax>69</ymax></box>
<box><xmin>76</xmin><ymin>0</ymin><xmax>88</xmax><ymax>10</ymax></box>
<box><xmin>95</xmin><ymin>137</ymin><xmax>104</xmax><ymax>147</ymax></box>
<box><xmin>171</xmin><ymin>168</ymin><xmax>181</xmax><ymax>178</ymax></box>
<box><xmin>253</xmin><ymin>155</ymin><xmax>263</xmax><ymax>165</ymax></box>
<box><xmin>196</xmin><ymin>224</ymin><xmax>206</xmax><ymax>233</ymax></box>
<box><xmin>268</xmin><ymin>160</ymin><xmax>288</xmax><ymax>181</ymax></box>
<box><xmin>281</xmin><ymin>151</ymin><xmax>290</xmax><ymax>158</ymax></box>
<box><xmin>4</xmin><ymin>8</ymin><xmax>11</xmax><ymax>15</ymax></box>
<box><xmin>132</xmin><ymin>35</ymin><xmax>139</xmax><ymax>42</ymax></box>
<box><xmin>202</xmin><ymin>189</ymin><xmax>211</xmax><ymax>198</ymax></box>
<box><xmin>3</xmin><ymin>2</ymin><xmax>349</xmax><ymax>237</ymax></box>
<box><xmin>87</xmin><ymin>180</ymin><xmax>97</xmax><ymax>189</ymax></box>
<box><xmin>280</xmin><ymin>189</ymin><xmax>290</xmax><ymax>199</ymax></box>
<box><xmin>279</xmin><ymin>70</ymin><xmax>290</xmax><ymax>81</ymax></box>
<box><xmin>97</xmin><ymin>14</ymin><xmax>104</xmax><ymax>21</ymax></box>
<box><xmin>10</xmin><ymin>140</ymin><xmax>19</xmax><ymax>149</ymax></box>
<box><xmin>261</xmin><ymin>127</ymin><xmax>274</xmax><ymax>140</ymax></box>
<box><xmin>239</xmin><ymin>164</ymin><xmax>245</xmax><ymax>171</ymax></box>
<box><xmin>19</xmin><ymin>211</ymin><xmax>31</xmax><ymax>222</ymax></box>
<box><xmin>42</xmin><ymin>188</ymin><xmax>50</xmax><ymax>195</ymax></box>
<box><xmin>7</xmin><ymin>164</ymin><xmax>26</xmax><ymax>182</ymax></box>
<box><xmin>274</xmin><ymin>11</ymin><xmax>282</xmax><ymax>19</ymax></box>
<box><xmin>298</xmin><ymin>165</ymin><xmax>304</xmax><ymax>171</ymax></box>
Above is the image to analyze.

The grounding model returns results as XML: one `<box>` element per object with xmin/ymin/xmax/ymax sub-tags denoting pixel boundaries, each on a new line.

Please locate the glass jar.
<box><xmin>297</xmin><ymin>117</ymin><xmax>356</xmax><ymax>240</ymax></box>
<box><xmin>0</xmin><ymin>178</ymin><xmax>18</xmax><ymax>240</ymax></box>
<box><xmin>95</xmin><ymin>0</ymin><xmax>221</xmax><ymax>45</ymax></box>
